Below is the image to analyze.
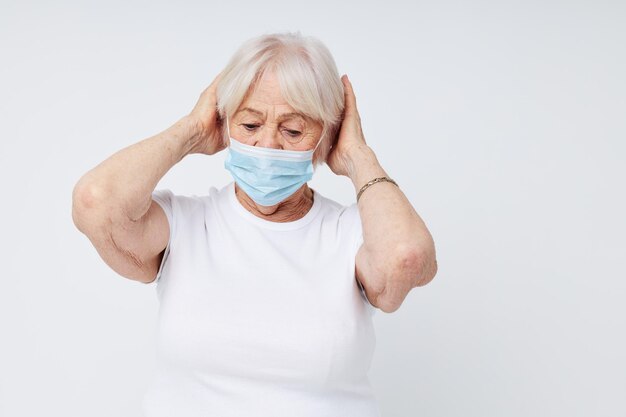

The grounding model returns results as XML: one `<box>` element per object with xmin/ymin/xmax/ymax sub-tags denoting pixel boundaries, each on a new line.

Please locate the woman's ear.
<box><xmin>220</xmin><ymin>114</ymin><xmax>229</xmax><ymax>148</ymax></box>
<box><xmin>330</xmin><ymin>124</ymin><xmax>341</xmax><ymax>148</ymax></box>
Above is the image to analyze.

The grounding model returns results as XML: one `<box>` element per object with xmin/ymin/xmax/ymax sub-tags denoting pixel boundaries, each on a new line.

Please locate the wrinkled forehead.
<box><xmin>235</xmin><ymin>106</ymin><xmax>307</xmax><ymax>123</ymax></box>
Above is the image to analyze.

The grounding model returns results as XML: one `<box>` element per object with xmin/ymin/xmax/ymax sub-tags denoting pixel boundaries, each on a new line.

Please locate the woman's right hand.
<box><xmin>186</xmin><ymin>71</ymin><xmax>226</xmax><ymax>155</ymax></box>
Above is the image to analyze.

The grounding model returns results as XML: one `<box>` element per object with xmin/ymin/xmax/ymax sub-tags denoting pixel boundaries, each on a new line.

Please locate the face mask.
<box><xmin>223</xmin><ymin>117</ymin><xmax>323</xmax><ymax>206</ymax></box>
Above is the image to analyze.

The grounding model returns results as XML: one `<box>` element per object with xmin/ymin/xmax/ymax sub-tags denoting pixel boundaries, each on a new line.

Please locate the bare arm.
<box><xmin>327</xmin><ymin>74</ymin><xmax>438</xmax><ymax>313</ymax></box>
<box><xmin>72</xmin><ymin>73</ymin><xmax>225</xmax><ymax>283</ymax></box>
<box><xmin>72</xmin><ymin>117</ymin><xmax>200</xmax><ymax>282</ymax></box>
<box><xmin>347</xmin><ymin>146</ymin><xmax>438</xmax><ymax>313</ymax></box>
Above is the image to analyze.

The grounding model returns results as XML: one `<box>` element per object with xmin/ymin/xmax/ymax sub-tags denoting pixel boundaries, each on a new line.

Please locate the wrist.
<box><xmin>344</xmin><ymin>144</ymin><xmax>375</xmax><ymax>174</ymax></box>
<box><xmin>344</xmin><ymin>145</ymin><xmax>389</xmax><ymax>190</ymax></box>
<box><xmin>172</xmin><ymin>116</ymin><xmax>204</xmax><ymax>157</ymax></box>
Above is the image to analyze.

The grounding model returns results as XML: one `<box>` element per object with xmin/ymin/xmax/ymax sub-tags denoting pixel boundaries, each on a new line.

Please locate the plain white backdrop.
<box><xmin>1</xmin><ymin>0</ymin><xmax>624</xmax><ymax>416</ymax></box>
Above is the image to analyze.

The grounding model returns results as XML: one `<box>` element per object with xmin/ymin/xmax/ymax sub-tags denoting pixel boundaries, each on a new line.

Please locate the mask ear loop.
<box><xmin>310</xmin><ymin>134</ymin><xmax>324</xmax><ymax>172</ymax></box>
<box><xmin>313</xmin><ymin>136</ymin><xmax>323</xmax><ymax>152</ymax></box>
<box><xmin>225</xmin><ymin>115</ymin><xmax>232</xmax><ymax>142</ymax></box>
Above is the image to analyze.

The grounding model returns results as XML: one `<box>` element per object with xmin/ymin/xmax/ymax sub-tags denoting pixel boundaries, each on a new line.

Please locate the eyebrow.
<box><xmin>236</xmin><ymin>107</ymin><xmax>305</xmax><ymax>122</ymax></box>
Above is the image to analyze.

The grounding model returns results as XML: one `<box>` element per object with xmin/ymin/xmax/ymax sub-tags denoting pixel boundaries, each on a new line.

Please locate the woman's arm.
<box><xmin>347</xmin><ymin>145</ymin><xmax>438</xmax><ymax>313</ymax></box>
<box><xmin>327</xmin><ymin>74</ymin><xmax>437</xmax><ymax>313</ymax></box>
<box><xmin>71</xmin><ymin>116</ymin><xmax>202</xmax><ymax>282</ymax></box>
<box><xmin>72</xmin><ymin>73</ymin><xmax>224</xmax><ymax>283</ymax></box>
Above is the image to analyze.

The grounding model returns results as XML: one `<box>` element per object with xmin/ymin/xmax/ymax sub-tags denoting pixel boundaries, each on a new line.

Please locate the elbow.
<box><xmin>395</xmin><ymin>243</ymin><xmax>437</xmax><ymax>288</ymax></box>
<box><xmin>72</xmin><ymin>182</ymin><xmax>108</xmax><ymax>234</ymax></box>
<box><xmin>414</xmin><ymin>250</ymin><xmax>438</xmax><ymax>288</ymax></box>
<box><xmin>73</xmin><ymin>180</ymin><xmax>105</xmax><ymax>211</ymax></box>
<box><xmin>413</xmin><ymin>244</ymin><xmax>438</xmax><ymax>288</ymax></box>
<box><xmin>72</xmin><ymin>184</ymin><xmax>91</xmax><ymax>233</ymax></box>
<box><xmin>375</xmin><ymin>245</ymin><xmax>438</xmax><ymax>313</ymax></box>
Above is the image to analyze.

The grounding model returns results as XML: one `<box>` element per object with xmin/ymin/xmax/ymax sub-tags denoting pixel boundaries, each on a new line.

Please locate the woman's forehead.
<box><xmin>235</xmin><ymin>106</ymin><xmax>306</xmax><ymax>122</ymax></box>
<box><xmin>235</xmin><ymin>70</ymin><xmax>317</xmax><ymax>124</ymax></box>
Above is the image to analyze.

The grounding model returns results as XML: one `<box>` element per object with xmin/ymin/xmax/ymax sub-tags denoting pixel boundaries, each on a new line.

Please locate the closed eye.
<box><xmin>242</xmin><ymin>124</ymin><xmax>259</xmax><ymax>131</ymax></box>
<box><xmin>284</xmin><ymin>129</ymin><xmax>301</xmax><ymax>137</ymax></box>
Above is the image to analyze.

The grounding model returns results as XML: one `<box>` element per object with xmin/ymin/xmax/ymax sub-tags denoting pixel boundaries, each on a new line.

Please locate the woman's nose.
<box><xmin>255</xmin><ymin>125</ymin><xmax>283</xmax><ymax>149</ymax></box>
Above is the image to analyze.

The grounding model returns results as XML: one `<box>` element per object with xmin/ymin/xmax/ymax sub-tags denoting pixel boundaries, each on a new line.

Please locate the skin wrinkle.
<box><xmin>371</xmin><ymin>248</ymin><xmax>419</xmax><ymax>312</ymax></box>
<box><xmin>108</xmin><ymin>228</ymin><xmax>145</xmax><ymax>270</ymax></box>
<box><xmin>416</xmin><ymin>250</ymin><xmax>438</xmax><ymax>287</ymax></box>
<box><xmin>234</xmin><ymin>181</ymin><xmax>314</xmax><ymax>222</ymax></box>
<box><xmin>236</xmin><ymin>107</ymin><xmax>306</xmax><ymax>126</ymax></box>
<box><xmin>106</xmin><ymin>211</ymin><xmax>148</xmax><ymax>272</ymax></box>
<box><xmin>228</xmin><ymin>69</ymin><xmax>322</xmax><ymax>221</ymax></box>
<box><xmin>222</xmin><ymin>61</ymin><xmax>337</xmax><ymax>168</ymax></box>
<box><xmin>233</xmin><ymin>108</ymin><xmax>317</xmax><ymax>149</ymax></box>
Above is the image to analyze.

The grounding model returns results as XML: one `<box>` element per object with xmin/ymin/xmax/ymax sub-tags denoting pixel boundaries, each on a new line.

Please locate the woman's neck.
<box><xmin>234</xmin><ymin>183</ymin><xmax>314</xmax><ymax>222</ymax></box>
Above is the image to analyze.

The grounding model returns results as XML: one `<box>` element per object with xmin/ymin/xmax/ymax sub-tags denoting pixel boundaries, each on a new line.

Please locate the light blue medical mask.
<box><xmin>223</xmin><ymin>117</ymin><xmax>323</xmax><ymax>206</ymax></box>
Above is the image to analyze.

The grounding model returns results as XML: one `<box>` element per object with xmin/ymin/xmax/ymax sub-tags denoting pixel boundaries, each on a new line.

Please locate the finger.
<box><xmin>212</xmin><ymin>70</ymin><xmax>224</xmax><ymax>85</ymax></box>
<box><xmin>341</xmin><ymin>74</ymin><xmax>359</xmax><ymax>115</ymax></box>
<box><xmin>207</xmin><ymin>70</ymin><xmax>224</xmax><ymax>93</ymax></box>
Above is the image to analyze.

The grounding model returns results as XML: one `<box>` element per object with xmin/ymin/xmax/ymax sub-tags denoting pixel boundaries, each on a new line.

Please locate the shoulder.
<box><xmin>148</xmin><ymin>186</ymin><xmax>221</xmax><ymax>286</ymax></box>
<box><xmin>152</xmin><ymin>186</ymin><xmax>221</xmax><ymax>209</ymax></box>
<box><xmin>313</xmin><ymin>189</ymin><xmax>361</xmax><ymax>234</ymax></box>
<box><xmin>151</xmin><ymin>186</ymin><xmax>222</xmax><ymax>226</ymax></box>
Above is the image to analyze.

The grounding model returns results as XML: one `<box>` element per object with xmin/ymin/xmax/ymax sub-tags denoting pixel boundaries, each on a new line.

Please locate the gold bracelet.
<box><xmin>356</xmin><ymin>176</ymin><xmax>399</xmax><ymax>202</ymax></box>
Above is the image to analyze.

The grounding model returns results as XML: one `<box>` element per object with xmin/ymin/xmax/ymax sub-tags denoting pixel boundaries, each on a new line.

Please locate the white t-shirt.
<box><xmin>142</xmin><ymin>181</ymin><xmax>379</xmax><ymax>417</ymax></box>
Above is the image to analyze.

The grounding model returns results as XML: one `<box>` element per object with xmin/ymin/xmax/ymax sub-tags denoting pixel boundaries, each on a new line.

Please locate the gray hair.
<box><xmin>216</xmin><ymin>31</ymin><xmax>345</xmax><ymax>168</ymax></box>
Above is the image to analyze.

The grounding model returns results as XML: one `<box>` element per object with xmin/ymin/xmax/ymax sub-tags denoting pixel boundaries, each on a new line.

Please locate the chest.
<box><xmin>155</xmin><ymin>229</ymin><xmax>375</xmax><ymax>387</ymax></box>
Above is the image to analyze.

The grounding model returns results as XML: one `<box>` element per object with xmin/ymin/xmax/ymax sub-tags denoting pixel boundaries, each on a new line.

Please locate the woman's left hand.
<box><xmin>327</xmin><ymin>75</ymin><xmax>371</xmax><ymax>178</ymax></box>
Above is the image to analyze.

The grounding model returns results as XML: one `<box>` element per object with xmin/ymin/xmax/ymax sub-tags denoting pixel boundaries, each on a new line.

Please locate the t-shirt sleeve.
<box><xmin>150</xmin><ymin>189</ymin><xmax>175</xmax><ymax>285</ymax></box>
<box><xmin>342</xmin><ymin>202</ymin><xmax>377</xmax><ymax>316</ymax></box>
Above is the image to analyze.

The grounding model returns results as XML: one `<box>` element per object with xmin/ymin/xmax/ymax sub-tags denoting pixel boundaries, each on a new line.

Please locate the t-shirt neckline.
<box><xmin>227</xmin><ymin>181</ymin><xmax>322</xmax><ymax>230</ymax></box>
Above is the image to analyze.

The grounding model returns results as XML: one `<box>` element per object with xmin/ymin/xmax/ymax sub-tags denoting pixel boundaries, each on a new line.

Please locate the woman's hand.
<box><xmin>327</xmin><ymin>74</ymin><xmax>371</xmax><ymax>177</ymax></box>
<box><xmin>186</xmin><ymin>71</ymin><xmax>227</xmax><ymax>155</ymax></box>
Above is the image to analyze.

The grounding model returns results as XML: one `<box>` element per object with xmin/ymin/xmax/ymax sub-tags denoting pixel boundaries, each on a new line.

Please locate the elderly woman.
<box><xmin>72</xmin><ymin>32</ymin><xmax>437</xmax><ymax>417</ymax></box>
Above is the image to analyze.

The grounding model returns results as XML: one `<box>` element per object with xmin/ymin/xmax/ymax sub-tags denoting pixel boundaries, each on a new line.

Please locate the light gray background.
<box><xmin>1</xmin><ymin>1</ymin><xmax>624</xmax><ymax>416</ymax></box>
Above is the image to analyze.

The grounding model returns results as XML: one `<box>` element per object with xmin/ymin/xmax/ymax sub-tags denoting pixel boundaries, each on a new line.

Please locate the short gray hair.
<box><xmin>216</xmin><ymin>31</ymin><xmax>345</xmax><ymax>168</ymax></box>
